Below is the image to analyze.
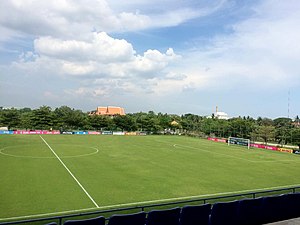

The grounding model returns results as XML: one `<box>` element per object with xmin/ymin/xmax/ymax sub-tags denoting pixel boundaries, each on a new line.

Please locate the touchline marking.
<box><xmin>0</xmin><ymin>207</ymin><xmax>98</xmax><ymax>221</ymax></box>
<box><xmin>39</xmin><ymin>135</ymin><xmax>99</xmax><ymax>208</ymax></box>
<box><xmin>2</xmin><ymin>183</ymin><xmax>300</xmax><ymax>222</ymax></box>
<box><xmin>97</xmin><ymin>183</ymin><xmax>300</xmax><ymax>209</ymax></box>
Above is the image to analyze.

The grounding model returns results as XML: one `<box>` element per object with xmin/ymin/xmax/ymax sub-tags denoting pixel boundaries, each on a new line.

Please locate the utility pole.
<box><xmin>288</xmin><ymin>90</ymin><xmax>290</xmax><ymax>118</ymax></box>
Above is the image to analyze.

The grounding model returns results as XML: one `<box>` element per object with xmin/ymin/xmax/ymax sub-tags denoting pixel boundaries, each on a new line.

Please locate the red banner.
<box><xmin>208</xmin><ymin>137</ymin><xmax>227</xmax><ymax>143</ymax></box>
<box><xmin>14</xmin><ymin>130</ymin><xmax>60</xmax><ymax>134</ymax></box>
<box><xmin>88</xmin><ymin>131</ymin><xmax>101</xmax><ymax>135</ymax></box>
<box><xmin>250</xmin><ymin>143</ymin><xmax>279</xmax><ymax>151</ymax></box>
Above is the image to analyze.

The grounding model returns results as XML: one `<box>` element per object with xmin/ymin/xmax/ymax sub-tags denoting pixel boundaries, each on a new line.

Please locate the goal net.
<box><xmin>228</xmin><ymin>137</ymin><xmax>250</xmax><ymax>149</ymax></box>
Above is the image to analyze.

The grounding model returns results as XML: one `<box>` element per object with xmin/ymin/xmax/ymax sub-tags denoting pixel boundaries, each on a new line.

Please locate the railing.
<box><xmin>1</xmin><ymin>185</ymin><xmax>300</xmax><ymax>225</ymax></box>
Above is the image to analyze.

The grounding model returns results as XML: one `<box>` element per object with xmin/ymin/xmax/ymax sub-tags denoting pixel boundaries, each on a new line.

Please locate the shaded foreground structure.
<box><xmin>1</xmin><ymin>186</ymin><xmax>300</xmax><ymax>225</ymax></box>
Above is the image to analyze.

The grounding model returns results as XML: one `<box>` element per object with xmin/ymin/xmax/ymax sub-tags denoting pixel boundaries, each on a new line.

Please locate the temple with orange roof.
<box><xmin>90</xmin><ymin>106</ymin><xmax>125</xmax><ymax>116</ymax></box>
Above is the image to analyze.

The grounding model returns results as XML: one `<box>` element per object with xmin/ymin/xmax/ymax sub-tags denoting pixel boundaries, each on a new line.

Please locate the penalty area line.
<box><xmin>39</xmin><ymin>135</ymin><xmax>99</xmax><ymax>208</ymax></box>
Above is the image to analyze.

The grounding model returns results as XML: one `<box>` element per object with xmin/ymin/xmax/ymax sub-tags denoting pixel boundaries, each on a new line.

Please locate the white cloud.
<box><xmin>34</xmin><ymin>32</ymin><xmax>135</xmax><ymax>62</ymax></box>
<box><xmin>1</xmin><ymin>0</ymin><xmax>300</xmax><ymax>117</ymax></box>
<box><xmin>11</xmin><ymin>0</ymin><xmax>300</xmax><ymax>101</ymax></box>
<box><xmin>15</xmin><ymin>32</ymin><xmax>181</xmax><ymax>96</ymax></box>
<box><xmin>0</xmin><ymin>0</ymin><xmax>225</xmax><ymax>42</ymax></box>
<box><xmin>176</xmin><ymin>0</ymin><xmax>300</xmax><ymax>91</ymax></box>
<box><xmin>62</xmin><ymin>62</ymin><xmax>96</xmax><ymax>76</ymax></box>
<box><xmin>127</xmin><ymin>48</ymin><xmax>180</xmax><ymax>77</ymax></box>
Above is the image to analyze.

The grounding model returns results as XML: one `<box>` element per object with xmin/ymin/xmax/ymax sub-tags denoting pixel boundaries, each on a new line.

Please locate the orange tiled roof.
<box><xmin>95</xmin><ymin>106</ymin><xmax>125</xmax><ymax>116</ymax></box>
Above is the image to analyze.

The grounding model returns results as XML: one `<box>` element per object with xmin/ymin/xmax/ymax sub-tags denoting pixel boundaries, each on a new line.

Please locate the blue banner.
<box><xmin>0</xmin><ymin>130</ymin><xmax>14</xmax><ymax>134</ymax></box>
<box><xmin>73</xmin><ymin>131</ymin><xmax>88</xmax><ymax>135</ymax></box>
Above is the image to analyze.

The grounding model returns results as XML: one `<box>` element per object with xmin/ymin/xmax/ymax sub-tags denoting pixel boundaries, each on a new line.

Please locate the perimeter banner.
<box><xmin>125</xmin><ymin>132</ymin><xmax>137</xmax><ymax>135</ymax></box>
<box><xmin>0</xmin><ymin>130</ymin><xmax>14</xmax><ymax>134</ymax></box>
<box><xmin>293</xmin><ymin>149</ymin><xmax>300</xmax><ymax>154</ymax></box>
<box><xmin>250</xmin><ymin>143</ymin><xmax>279</xmax><ymax>151</ymax></box>
<box><xmin>13</xmin><ymin>130</ymin><xmax>60</xmax><ymax>134</ymax></box>
<box><xmin>278</xmin><ymin>148</ymin><xmax>293</xmax><ymax>153</ymax></box>
<box><xmin>88</xmin><ymin>131</ymin><xmax>101</xmax><ymax>135</ymax></box>
<box><xmin>73</xmin><ymin>131</ymin><xmax>88</xmax><ymax>135</ymax></box>
<box><xmin>208</xmin><ymin>137</ymin><xmax>227</xmax><ymax>143</ymax></box>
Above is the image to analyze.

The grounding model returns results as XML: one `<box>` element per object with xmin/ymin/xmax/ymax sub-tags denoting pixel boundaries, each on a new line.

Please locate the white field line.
<box><xmin>2</xmin><ymin>183</ymin><xmax>300</xmax><ymax>222</ymax></box>
<box><xmin>39</xmin><ymin>135</ymin><xmax>99</xmax><ymax>208</ymax></box>
<box><xmin>171</xmin><ymin>143</ymin><xmax>254</xmax><ymax>162</ymax></box>
<box><xmin>156</xmin><ymin>139</ymin><xmax>299</xmax><ymax>163</ymax></box>
<box><xmin>173</xmin><ymin>144</ymin><xmax>300</xmax><ymax>163</ymax></box>
<box><xmin>0</xmin><ymin>207</ymin><xmax>98</xmax><ymax>221</ymax></box>
<box><xmin>0</xmin><ymin>146</ymin><xmax>99</xmax><ymax>159</ymax></box>
<box><xmin>96</xmin><ymin>183</ymin><xmax>300</xmax><ymax>208</ymax></box>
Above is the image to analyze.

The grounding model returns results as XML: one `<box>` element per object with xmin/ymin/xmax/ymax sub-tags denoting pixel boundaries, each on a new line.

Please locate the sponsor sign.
<box><xmin>208</xmin><ymin>137</ymin><xmax>227</xmax><ymax>143</ymax></box>
<box><xmin>102</xmin><ymin>131</ymin><xmax>113</xmax><ymax>135</ymax></box>
<box><xmin>264</xmin><ymin>145</ymin><xmax>279</xmax><ymax>151</ymax></box>
<box><xmin>293</xmin><ymin>150</ymin><xmax>300</xmax><ymax>154</ymax></box>
<box><xmin>88</xmin><ymin>131</ymin><xmax>101</xmax><ymax>135</ymax></box>
<box><xmin>14</xmin><ymin>130</ymin><xmax>60</xmax><ymax>134</ymax></box>
<box><xmin>250</xmin><ymin>144</ymin><xmax>294</xmax><ymax>153</ymax></box>
<box><xmin>250</xmin><ymin>143</ymin><xmax>265</xmax><ymax>148</ymax></box>
<box><xmin>251</xmin><ymin>143</ymin><xmax>279</xmax><ymax>151</ymax></box>
<box><xmin>113</xmin><ymin>131</ymin><xmax>125</xmax><ymax>135</ymax></box>
<box><xmin>278</xmin><ymin>148</ymin><xmax>293</xmax><ymax>153</ymax></box>
<box><xmin>0</xmin><ymin>130</ymin><xmax>14</xmax><ymax>134</ymax></box>
<box><xmin>125</xmin><ymin>132</ymin><xmax>137</xmax><ymax>136</ymax></box>
<box><xmin>73</xmin><ymin>131</ymin><xmax>88</xmax><ymax>135</ymax></box>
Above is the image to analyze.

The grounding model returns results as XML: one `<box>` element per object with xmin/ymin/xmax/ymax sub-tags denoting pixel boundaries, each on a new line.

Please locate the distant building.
<box><xmin>90</xmin><ymin>106</ymin><xmax>125</xmax><ymax>116</ymax></box>
<box><xmin>215</xmin><ymin>111</ymin><xmax>230</xmax><ymax>120</ymax></box>
<box><xmin>208</xmin><ymin>106</ymin><xmax>230</xmax><ymax>120</ymax></box>
<box><xmin>170</xmin><ymin>120</ymin><xmax>179</xmax><ymax>126</ymax></box>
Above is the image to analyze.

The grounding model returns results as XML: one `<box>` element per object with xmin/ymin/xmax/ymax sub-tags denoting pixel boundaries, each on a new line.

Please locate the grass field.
<box><xmin>1</xmin><ymin>134</ymin><xmax>300</xmax><ymax>221</ymax></box>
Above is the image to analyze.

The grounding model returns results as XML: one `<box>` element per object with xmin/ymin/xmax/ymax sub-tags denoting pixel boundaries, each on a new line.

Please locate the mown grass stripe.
<box><xmin>40</xmin><ymin>135</ymin><xmax>99</xmax><ymax>208</ymax></box>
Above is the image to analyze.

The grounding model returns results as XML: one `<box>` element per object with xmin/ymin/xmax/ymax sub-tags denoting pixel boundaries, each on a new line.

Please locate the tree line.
<box><xmin>1</xmin><ymin>106</ymin><xmax>300</xmax><ymax>146</ymax></box>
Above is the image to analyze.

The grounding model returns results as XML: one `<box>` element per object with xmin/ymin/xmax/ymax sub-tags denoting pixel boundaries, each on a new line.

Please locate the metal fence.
<box><xmin>1</xmin><ymin>185</ymin><xmax>300</xmax><ymax>225</ymax></box>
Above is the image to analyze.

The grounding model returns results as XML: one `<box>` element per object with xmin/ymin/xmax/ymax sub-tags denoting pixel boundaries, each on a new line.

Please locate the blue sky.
<box><xmin>0</xmin><ymin>0</ymin><xmax>299</xmax><ymax>119</ymax></box>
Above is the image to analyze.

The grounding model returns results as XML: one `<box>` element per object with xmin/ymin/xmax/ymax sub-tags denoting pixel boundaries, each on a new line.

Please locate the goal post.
<box><xmin>228</xmin><ymin>137</ymin><xmax>250</xmax><ymax>149</ymax></box>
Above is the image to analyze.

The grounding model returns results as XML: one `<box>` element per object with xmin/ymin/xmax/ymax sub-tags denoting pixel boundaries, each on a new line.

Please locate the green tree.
<box><xmin>181</xmin><ymin>114</ymin><xmax>201</xmax><ymax>131</ymax></box>
<box><xmin>257</xmin><ymin>117</ymin><xmax>274</xmax><ymax>126</ymax></box>
<box><xmin>290</xmin><ymin>128</ymin><xmax>300</xmax><ymax>147</ymax></box>
<box><xmin>134</xmin><ymin>112</ymin><xmax>148</xmax><ymax>131</ymax></box>
<box><xmin>255</xmin><ymin>125</ymin><xmax>276</xmax><ymax>144</ymax></box>
<box><xmin>273</xmin><ymin>117</ymin><xmax>293</xmax><ymax>145</ymax></box>
<box><xmin>53</xmin><ymin>106</ymin><xmax>74</xmax><ymax>131</ymax></box>
<box><xmin>53</xmin><ymin>106</ymin><xmax>90</xmax><ymax>130</ymax></box>
<box><xmin>89</xmin><ymin>115</ymin><xmax>112</xmax><ymax>131</ymax></box>
<box><xmin>31</xmin><ymin>106</ymin><xmax>53</xmax><ymax>130</ymax></box>
<box><xmin>20</xmin><ymin>111</ymin><xmax>33</xmax><ymax>130</ymax></box>
<box><xmin>113</xmin><ymin>114</ymin><xmax>137</xmax><ymax>131</ymax></box>
<box><xmin>158</xmin><ymin>113</ymin><xmax>172</xmax><ymax>130</ymax></box>
<box><xmin>0</xmin><ymin>108</ymin><xmax>21</xmax><ymax>129</ymax></box>
<box><xmin>227</xmin><ymin>118</ymin><xmax>246</xmax><ymax>138</ymax></box>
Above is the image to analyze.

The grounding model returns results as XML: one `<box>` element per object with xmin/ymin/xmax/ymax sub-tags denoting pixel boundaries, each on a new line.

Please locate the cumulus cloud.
<box><xmin>34</xmin><ymin>32</ymin><xmax>135</xmax><ymax>62</ymax></box>
<box><xmin>175</xmin><ymin>0</ymin><xmax>300</xmax><ymax>91</ymax></box>
<box><xmin>1</xmin><ymin>0</ymin><xmax>300</xmax><ymax>117</ymax></box>
<box><xmin>11</xmin><ymin>0</ymin><xmax>300</xmax><ymax>100</ymax></box>
<box><xmin>0</xmin><ymin>0</ymin><xmax>227</xmax><ymax>101</ymax></box>
<box><xmin>17</xmin><ymin>32</ymin><xmax>181</xmax><ymax>93</ymax></box>
<box><xmin>0</xmin><ymin>0</ymin><xmax>224</xmax><ymax>41</ymax></box>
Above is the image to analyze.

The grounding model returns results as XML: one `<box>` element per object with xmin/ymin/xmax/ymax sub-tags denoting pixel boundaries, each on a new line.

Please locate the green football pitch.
<box><xmin>1</xmin><ymin>134</ymin><xmax>300</xmax><ymax>221</ymax></box>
